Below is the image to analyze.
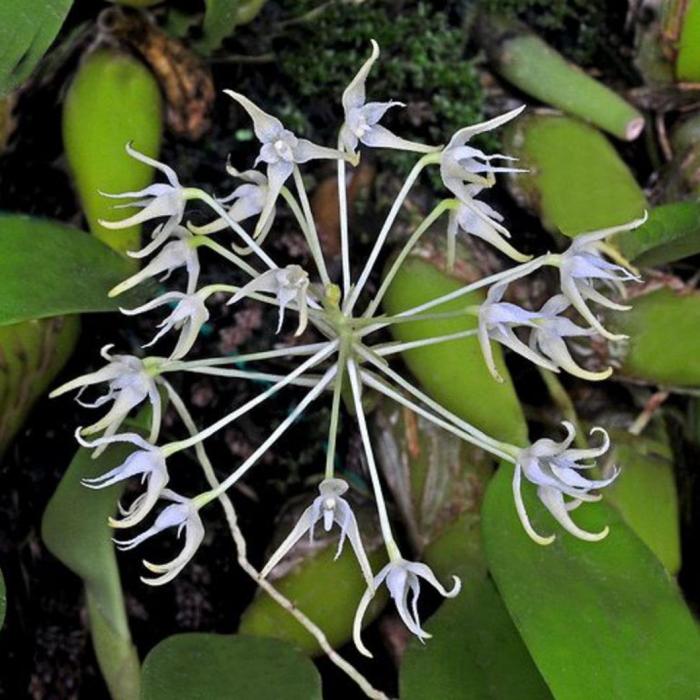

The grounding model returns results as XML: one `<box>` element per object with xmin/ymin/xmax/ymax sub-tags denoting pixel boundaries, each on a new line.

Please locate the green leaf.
<box><xmin>604</xmin><ymin>428</ymin><xmax>681</xmax><ymax>574</ymax></box>
<box><xmin>42</xmin><ymin>437</ymin><xmax>140</xmax><ymax>700</ymax></box>
<box><xmin>199</xmin><ymin>0</ymin><xmax>268</xmax><ymax>53</ymax></box>
<box><xmin>140</xmin><ymin>634</ymin><xmax>323</xmax><ymax>700</ymax></box>
<box><xmin>615</xmin><ymin>201</ymin><xmax>700</xmax><ymax>266</ymax></box>
<box><xmin>503</xmin><ymin>114</ymin><xmax>647</xmax><ymax>236</ymax></box>
<box><xmin>401</xmin><ymin>576</ymin><xmax>552</xmax><ymax>699</ymax></box>
<box><xmin>482</xmin><ymin>464</ymin><xmax>700</xmax><ymax>700</ymax></box>
<box><xmin>382</xmin><ymin>252</ymin><xmax>528</xmax><ymax>446</ymax></box>
<box><xmin>0</xmin><ymin>0</ymin><xmax>73</xmax><ymax>97</ymax></box>
<box><xmin>0</xmin><ymin>213</ymin><xmax>148</xmax><ymax>326</ymax></box>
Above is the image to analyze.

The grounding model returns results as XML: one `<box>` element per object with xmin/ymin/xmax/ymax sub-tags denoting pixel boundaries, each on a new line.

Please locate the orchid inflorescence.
<box><xmin>51</xmin><ymin>40</ymin><xmax>647</xmax><ymax>654</ymax></box>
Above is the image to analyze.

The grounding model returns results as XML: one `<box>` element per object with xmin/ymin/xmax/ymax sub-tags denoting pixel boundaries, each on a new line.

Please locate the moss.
<box><xmin>274</xmin><ymin>0</ymin><xmax>484</xmax><ymax>180</ymax></box>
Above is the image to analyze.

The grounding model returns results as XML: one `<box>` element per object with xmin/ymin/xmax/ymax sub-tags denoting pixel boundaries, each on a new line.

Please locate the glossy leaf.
<box><xmin>604</xmin><ymin>428</ymin><xmax>680</xmax><ymax>574</ymax></box>
<box><xmin>381</xmin><ymin>253</ymin><xmax>528</xmax><ymax>446</ymax></box>
<box><xmin>0</xmin><ymin>213</ymin><xmax>148</xmax><ymax>326</ymax></box>
<box><xmin>140</xmin><ymin>633</ymin><xmax>322</xmax><ymax>700</ymax></box>
<box><xmin>42</xmin><ymin>436</ymin><xmax>141</xmax><ymax>700</ymax></box>
<box><xmin>609</xmin><ymin>287</ymin><xmax>700</xmax><ymax>387</ymax></box>
<box><xmin>482</xmin><ymin>464</ymin><xmax>700</xmax><ymax>700</ymax></box>
<box><xmin>401</xmin><ymin>576</ymin><xmax>551</xmax><ymax>700</ymax></box>
<box><xmin>0</xmin><ymin>0</ymin><xmax>72</xmax><ymax>97</ymax></box>
<box><xmin>239</xmin><ymin>532</ymin><xmax>387</xmax><ymax>655</ymax></box>
<box><xmin>615</xmin><ymin>201</ymin><xmax>700</xmax><ymax>266</ymax></box>
<box><xmin>504</xmin><ymin>114</ymin><xmax>647</xmax><ymax>236</ymax></box>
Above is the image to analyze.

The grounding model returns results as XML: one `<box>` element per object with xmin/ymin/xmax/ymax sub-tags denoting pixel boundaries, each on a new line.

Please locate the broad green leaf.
<box><xmin>609</xmin><ymin>287</ymin><xmax>700</xmax><ymax>386</ymax></box>
<box><xmin>0</xmin><ymin>214</ymin><xmax>147</xmax><ymax>326</ymax></box>
<box><xmin>42</xmin><ymin>437</ymin><xmax>140</xmax><ymax>700</ymax></box>
<box><xmin>504</xmin><ymin>114</ymin><xmax>647</xmax><ymax>236</ymax></box>
<box><xmin>239</xmin><ymin>527</ymin><xmax>387</xmax><ymax>655</ymax></box>
<box><xmin>401</xmin><ymin>576</ymin><xmax>552</xmax><ymax>700</ymax></box>
<box><xmin>140</xmin><ymin>634</ymin><xmax>322</xmax><ymax>700</ymax></box>
<box><xmin>199</xmin><ymin>0</ymin><xmax>268</xmax><ymax>53</ymax></box>
<box><xmin>605</xmin><ymin>428</ymin><xmax>680</xmax><ymax>574</ymax></box>
<box><xmin>677</xmin><ymin>0</ymin><xmax>700</xmax><ymax>81</ymax></box>
<box><xmin>382</xmin><ymin>252</ymin><xmax>528</xmax><ymax>446</ymax></box>
<box><xmin>615</xmin><ymin>201</ymin><xmax>700</xmax><ymax>266</ymax></box>
<box><xmin>0</xmin><ymin>569</ymin><xmax>5</xmax><ymax>630</ymax></box>
<box><xmin>0</xmin><ymin>0</ymin><xmax>72</xmax><ymax>97</ymax></box>
<box><xmin>482</xmin><ymin>464</ymin><xmax>700</xmax><ymax>700</ymax></box>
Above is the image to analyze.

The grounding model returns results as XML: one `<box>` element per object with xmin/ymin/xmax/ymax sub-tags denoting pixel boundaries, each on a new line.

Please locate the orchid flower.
<box><xmin>530</xmin><ymin>295</ymin><xmax>613</xmax><ymax>381</ymax></box>
<box><xmin>339</xmin><ymin>40</ymin><xmax>438</xmax><ymax>156</ymax></box>
<box><xmin>514</xmin><ymin>422</ymin><xmax>618</xmax><ymax>545</ymax></box>
<box><xmin>189</xmin><ymin>164</ymin><xmax>272</xmax><ymax>241</ymax></box>
<box><xmin>353</xmin><ymin>559</ymin><xmax>461</xmax><ymax>657</ymax></box>
<box><xmin>99</xmin><ymin>144</ymin><xmax>195</xmax><ymax>259</ymax></box>
<box><xmin>50</xmin><ymin>345</ymin><xmax>161</xmax><ymax>445</ymax></box>
<box><xmin>260</xmin><ymin>478</ymin><xmax>374</xmax><ymax>586</ymax></box>
<box><xmin>477</xmin><ymin>283</ymin><xmax>557</xmax><ymax>382</ymax></box>
<box><xmin>121</xmin><ymin>291</ymin><xmax>210</xmax><ymax>360</ymax></box>
<box><xmin>224</xmin><ymin>90</ymin><xmax>348</xmax><ymax>234</ymax></box>
<box><xmin>75</xmin><ymin>430</ymin><xmax>168</xmax><ymax>528</ymax></box>
<box><xmin>558</xmin><ymin>214</ymin><xmax>647</xmax><ymax>340</ymax></box>
<box><xmin>447</xmin><ymin>185</ymin><xmax>530</xmax><ymax>262</ymax></box>
<box><xmin>114</xmin><ymin>490</ymin><xmax>205</xmax><ymax>586</ymax></box>
<box><xmin>109</xmin><ymin>226</ymin><xmax>200</xmax><ymax>297</ymax></box>
<box><xmin>440</xmin><ymin>107</ymin><xmax>526</xmax><ymax>203</ymax></box>
<box><xmin>228</xmin><ymin>264</ymin><xmax>314</xmax><ymax>336</ymax></box>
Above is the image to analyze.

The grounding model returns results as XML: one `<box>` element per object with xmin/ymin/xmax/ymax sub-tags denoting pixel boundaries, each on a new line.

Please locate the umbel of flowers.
<box><xmin>51</xmin><ymin>40</ymin><xmax>645</xmax><ymax>655</ymax></box>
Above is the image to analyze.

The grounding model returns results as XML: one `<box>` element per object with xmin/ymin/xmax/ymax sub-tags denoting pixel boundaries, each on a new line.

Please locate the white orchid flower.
<box><xmin>447</xmin><ymin>185</ymin><xmax>530</xmax><ymax>262</ymax></box>
<box><xmin>440</xmin><ymin>107</ymin><xmax>526</xmax><ymax>202</ymax></box>
<box><xmin>353</xmin><ymin>558</ymin><xmax>461</xmax><ymax>657</ymax></box>
<box><xmin>558</xmin><ymin>214</ymin><xmax>647</xmax><ymax>341</ymax></box>
<box><xmin>99</xmin><ymin>144</ymin><xmax>196</xmax><ymax>259</ymax></box>
<box><xmin>260</xmin><ymin>478</ymin><xmax>374</xmax><ymax>586</ymax></box>
<box><xmin>530</xmin><ymin>295</ymin><xmax>613</xmax><ymax>381</ymax></box>
<box><xmin>75</xmin><ymin>430</ymin><xmax>168</xmax><ymax>528</ymax></box>
<box><xmin>121</xmin><ymin>291</ymin><xmax>210</xmax><ymax>360</ymax></box>
<box><xmin>224</xmin><ymin>90</ymin><xmax>348</xmax><ymax>234</ymax></box>
<box><xmin>477</xmin><ymin>283</ymin><xmax>558</xmax><ymax>382</ymax></box>
<box><xmin>189</xmin><ymin>164</ymin><xmax>273</xmax><ymax>241</ymax></box>
<box><xmin>339</xmin><ymin>40</ymin><xmax>438</xmax><ymax>156</ymax></box>
<box><xmin>114</xmin><ymin>490</ymin><xmax>205</xmax><ymax>586</ymax></box>
<box><xmin>228</xmin><ymin>264</ymin><xmax>314</xmax><ymax>336</ymax></box>
<box><xmin>50</xmin><ymin>345</ymin><xmax>161</xmax><ymax>445</ymax></box>
<box><xmin>109</xmin><ymin>226</ymin><xmax>200</xmax><ymax>297</ymax></box>
<box><xmin>514</xmin><ymin>422</ymin><xmax>618</xmax><ymax>545</ymax></box>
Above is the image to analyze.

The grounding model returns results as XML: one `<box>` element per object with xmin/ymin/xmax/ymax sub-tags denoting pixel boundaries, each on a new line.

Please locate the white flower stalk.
<box><xmin>530</xmin><ymin>295</ymin><xmax>613</xmax><ymax>381</ymax></box>
<box><xmin>225</xmin><ymin>89</ymin><xmax>348</xmax><ymax>234</ymax></box>
<box><xmin>478</xmin><ymin>283</ymin><xmax>558</xmax><ymax>382</ymax></box>
<box><xmin>109</xmin><ymin>226</ymin><xmax>200</xmax><ymax>297</ymax></box>
<box><xmin>447</xmin><ymin>186</ymin><xmax>530</xmax><ymax>263</ymax></box>
<box><xmin>513</xmin><ymin>422</ymin><xmax>618</xmax><ymax>545</ymax></box>
<box><xmin>189</xmin><ymin>164</ymin><xmax>272</xmax><ymax>240</ymax></box>
<box><xmin>260</xmin><ymin>478</ymin><xmax>374</xmax><ymax>586</ymax></box>
<box><xmin>99</xmin><ymin>144</ymin><xmax>196</xmax><ymax>258</ymax></box>
<box><xmin>440</xmin><ymin>107</ymin><xmax>526</xmax><ymax>202</ymax></box>
<box><xmin>353</xmin><ymin>559</ymin><xmax>461</xmax><ymax>657</ymax></box>
<box><xmin>114</xmin><ymin>490</ymin><xmax>205</xmax><ymax>586</ymax></box>
<box><xmin>340</xmin><ymin>40</ymin><xmax>437</xmax><ymax>155</ymax></box>
<box><xmin>75</xmin><ymin>430</ymin><xmax>168</xmax><ymax>528</ymax></box>
<box><xmin>228</xmin><ymin>264</ymin><xmax>313</xmax><ymax>336</ymax></box>
<box><xmin>558</xmin><ymin>215</ymin><xmax>647</xmax><ymax>340</ymax></box>
<box><xmin>121</xmin><ymin>291</ymin><xmax>210</xmax><ymax>360</ymax></box>
<box><xmin>50</xmin><ymin>345</ymin><xmax>161</xmax><ymax>445</ymax></box>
